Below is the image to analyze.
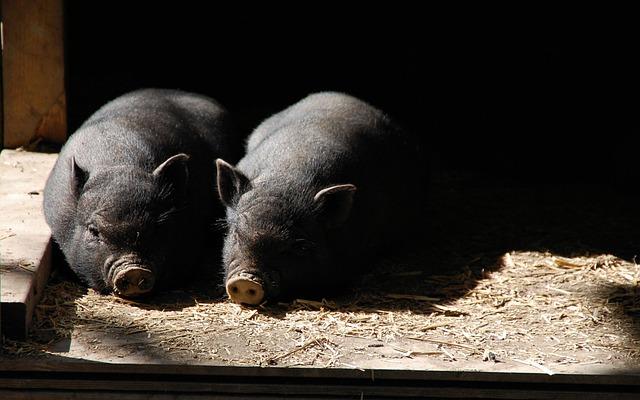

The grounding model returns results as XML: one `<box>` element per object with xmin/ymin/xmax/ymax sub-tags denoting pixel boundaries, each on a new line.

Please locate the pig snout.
<box><xmin>106</xmin><ymin>255</ymin><xmax>156</xmax><ymax>297</ymax></box>
<box><xmin>113</xmin><ymin>266</ymin><xmax>155</xmax><ymax>297</ymax></box>
<box><xmin>226</xmin><ymin>273</ymin><xmax>265</xmax><ymax>305</ymax></box>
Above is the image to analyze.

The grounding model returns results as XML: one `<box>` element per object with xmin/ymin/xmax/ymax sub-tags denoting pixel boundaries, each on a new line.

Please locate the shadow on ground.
<box><xmin>5</xmin><ymin>172</ymin><xmax>640</xmax><ymax>368</ymax></box>
<box><xmin>257</xmin><ymin>172</ymin><xmax>640</xmax><ymax>314</ymax></box>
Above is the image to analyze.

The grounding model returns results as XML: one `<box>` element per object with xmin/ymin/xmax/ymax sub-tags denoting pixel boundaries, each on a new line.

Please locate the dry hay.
<box><xmin>4</xmin><ymin>175</ymin><xmax>640</xmax><ymax>372</ymax></box>
<box><xmin>4</xmin><ymin>250</ymin><xmax>639</xmax><ymax>372</ymax></box>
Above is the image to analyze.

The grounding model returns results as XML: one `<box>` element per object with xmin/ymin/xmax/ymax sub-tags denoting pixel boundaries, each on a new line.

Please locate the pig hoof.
<box><xmin>226</xmin><ymin>276</ymin><xmax>264</xmax><ymax>305</ymax></box>
<box><xmin>113</xmin><ymin>267</ymin><xmax>155</xmax><ymax>297</ymax></box>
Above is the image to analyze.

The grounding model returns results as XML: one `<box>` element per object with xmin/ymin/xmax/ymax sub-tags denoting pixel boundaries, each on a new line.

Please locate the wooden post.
<box><xmin>1</xmin><ymin>0</ymin><xmax>66</xmax><ymax>149</ymax></box>
<box><xmin>0</xmin><ymin>3</ymin><xmax>4</xmax><ymax>148</ymax></box>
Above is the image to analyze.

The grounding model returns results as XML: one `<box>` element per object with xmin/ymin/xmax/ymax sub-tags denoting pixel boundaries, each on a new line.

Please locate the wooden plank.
<box><xmin>0</xmin><ymin>149</ymin><xmax>57</xmax><ymax>339</ymax></box>
<box><xmin>0</xmin><ymin>360</ymin><xmax>639</xmax><ymax>399</ymax></box>
<box><xmin>3</xmin><ymin>359</ymin><xmax>640</xmax><ymax>385</ymax></box>
<box><xmin>1</xmin><ymin>0</ymin><xmax>66</xmax><ymax>149</ymax></box>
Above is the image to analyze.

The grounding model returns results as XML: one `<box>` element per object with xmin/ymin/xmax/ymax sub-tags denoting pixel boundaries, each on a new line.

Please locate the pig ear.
<box><xmin>153</xmin><ymin>153</ymin><xmax>190</xmax><ymax>199</ymax></box>
<box><xmin>216</xmin><ymin>159</ymin><xmax>251</xmax><ymax>208</ymax></box>
<box><xmin>70</xmin><ymin>156</ymin><xmax>88</xmax><ymax>198</ymax></box>
<box><xmin>314</xmin><ymin>184</ymin><xmax>357</xmax><ymax>228</ymax></box>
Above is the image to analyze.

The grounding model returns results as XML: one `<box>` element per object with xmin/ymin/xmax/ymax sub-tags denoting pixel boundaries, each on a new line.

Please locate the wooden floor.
<box><xmin>0</xmin><ymin>150</ymin><xmax>57</xmax><ymax>339</ymax></box>
<box><xmin>2</xmin><ymin>150</ymin><xmax>640</xmax><ymax>398</ymax></box>
<box><xmin>1</xmin><ymin>358</ymin><xmax>640</xmax><ymax>399</ymax></box>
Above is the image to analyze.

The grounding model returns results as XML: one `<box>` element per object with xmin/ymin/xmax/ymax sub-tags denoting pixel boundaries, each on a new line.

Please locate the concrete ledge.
<box><xmin>0</xmin><ymin>150</ymin><xmax>58</xmax><ymax>340</ymax></box>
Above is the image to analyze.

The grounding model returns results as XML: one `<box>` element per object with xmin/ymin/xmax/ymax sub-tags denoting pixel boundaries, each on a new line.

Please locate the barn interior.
<box><xmin>1</xmin><ymin>4</ymin><xmax>638</xmax><ymax>398</ymax></box>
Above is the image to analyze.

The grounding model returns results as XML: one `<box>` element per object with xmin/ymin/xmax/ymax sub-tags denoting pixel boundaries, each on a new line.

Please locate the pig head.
<box><xmin>60</xmin><ymin>153</ymin><xmax>190</xmax><ymax>297</ymax></box>
<box><xmin>216</xmin><ymin>159</ymin><xmax>356</xmax><ymax>305</ymax></box>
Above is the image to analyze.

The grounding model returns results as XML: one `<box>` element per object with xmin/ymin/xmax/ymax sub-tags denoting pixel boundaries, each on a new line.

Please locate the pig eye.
<box><xmin>87</xmin><ymin>224</ymin><xmax>101</xmax><ymax>240</ymax></box>
<box><xmin>290</xmin><ymin>239</ymin><xmax>314</xmax><ymax>255</ymax></box>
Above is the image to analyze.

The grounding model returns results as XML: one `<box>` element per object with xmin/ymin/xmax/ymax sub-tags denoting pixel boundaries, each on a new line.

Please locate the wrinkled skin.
<box><xmin>66</xmin><ymin>157</ymin><xmax>189</xmax><ymax>295</ymax></box>
<box><xmin>219</xmin><ymin>182</ymin><xmax>347</xmax><ymax>302</ymax></box>
<box><xmin>217</xmin><ymin>92</ymin><xmax>425</xmax><ymax>305</ymax></box>
<box><xmin>44</xmin><ymin>89</ymin><xmax>241</xmax><ymax>297</ymax></box>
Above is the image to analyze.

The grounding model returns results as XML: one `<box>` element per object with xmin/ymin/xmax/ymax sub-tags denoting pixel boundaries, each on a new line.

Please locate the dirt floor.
<box><xmin>3</xmin><ymin>172</ymin><xmax>640</xmax><ymax>375</ymax></box>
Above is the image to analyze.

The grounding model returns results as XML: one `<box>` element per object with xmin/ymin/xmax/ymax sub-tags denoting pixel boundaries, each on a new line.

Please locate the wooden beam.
<box><xmin>0</xmin><ymin>360</ymin><xmax>639</xmax><ymax>399</ymax></box>
<box><xmin>1</xmin><ymin>0</ymin><xmax>66</xmax><ymax>149</ymax></box>
<box><xmin>0</xmin><ymin>150</ymin><xmax>57</xmax><ymax>340</ymax></box>
<box><xmin>0</xmin><ymin>2</ymin><xmax>4</xmax><ymax>148</ymax></box>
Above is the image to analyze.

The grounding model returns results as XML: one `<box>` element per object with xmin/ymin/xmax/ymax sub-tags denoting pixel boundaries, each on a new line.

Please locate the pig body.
<box><xmin>44</xmin><ymin>89</ymin><xmax>241</xmax><ymax>297</ymax></box>
<box><xmin>217</xmin><ymin>92</ymin><xmax>425</xmax><ymax>304</ymax></box>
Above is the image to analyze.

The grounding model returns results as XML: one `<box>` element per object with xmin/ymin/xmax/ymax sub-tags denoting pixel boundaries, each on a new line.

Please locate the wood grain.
<box><xmin>0</xmin><ymin>150</ymin><xmax>57</xmax><ymax>339</ymax></box>
<box><xmin>0</xmin><ymin>360</ymin><xmax>639</xmax><ymax>399</ymax></box>
<box><xmin>1</xmin><ymin>0</ymin><xmax>66</xmax><ymax>148</ymax></box>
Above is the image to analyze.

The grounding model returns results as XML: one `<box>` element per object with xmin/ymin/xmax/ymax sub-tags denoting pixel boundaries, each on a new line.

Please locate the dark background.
<box><xmin>64</xmin><ymin>5</ymin><xmax>633</xmax><ymax>183</ymax></box>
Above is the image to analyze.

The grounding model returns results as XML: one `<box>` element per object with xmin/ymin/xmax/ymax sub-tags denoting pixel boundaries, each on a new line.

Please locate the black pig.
<box><xmin>216</xmin><ymin>92</ymin><xmax>424</xmax><ymax>305</ymax></box>
<box><xmin>44</xmin><ymin>89</ymin><xmax>241</xmax><ymax>297</ymax></box>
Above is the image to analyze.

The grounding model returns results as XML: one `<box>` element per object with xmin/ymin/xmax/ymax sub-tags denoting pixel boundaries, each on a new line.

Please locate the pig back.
<box><xmin>240</xmin><ymin>92</ymin><xmax>424</xmax><ymax>251</ymax></box>
<box><xmin>73</xmin><ymin>88</ymin><xmax>236</xmax><ymax>170</ymax></box>
<box><xmin>44</xmin><ymin>89</ymin><xmax>236</xmax><ymax>238</ymax></box>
